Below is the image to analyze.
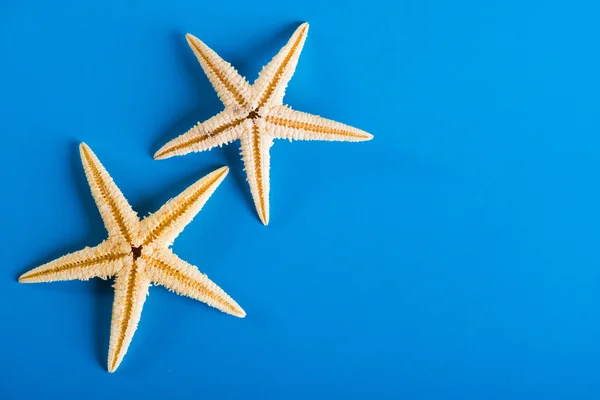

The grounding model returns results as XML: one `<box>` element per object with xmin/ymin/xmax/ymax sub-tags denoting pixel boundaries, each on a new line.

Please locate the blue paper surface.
<box><xmin>1</xmin><ymin>0</ymin><xmax>600</xmax><ymax>398</ymax></box>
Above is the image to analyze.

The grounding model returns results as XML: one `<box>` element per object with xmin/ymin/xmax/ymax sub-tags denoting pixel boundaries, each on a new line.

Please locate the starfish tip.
<box><xmin>185</xmin><ymin>33</ymin><xmax>198</xmax><ymax>45</ymax></box>
<box><xmin>297</xmin><ymin>22</ymin><xmax>309</xmax><ymax>37</ymax></box>
<box><xmin>213</xmin><ymin>166</ymin><xmax>230</xmax><ymax>180</ymax></box>
<box><xmin>107</xmin><ymin>357</ymin><xmax>121</xmax><ymax>373</ymax></box>
<box><xmin>153</xmin><ymin>149</ymin><xmax>168</xmax><ymax>160</ymax></box>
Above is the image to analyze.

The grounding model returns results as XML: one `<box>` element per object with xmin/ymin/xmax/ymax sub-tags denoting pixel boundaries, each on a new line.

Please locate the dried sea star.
<box><xmin>155</xmin><ymin>23</ymin><xmax>373</xmax><ymax>225</ymax></box>
<box><xmin>19</xmin><ymin>144</ymin><xmax>245</xmax><ymax>372</ymax></box>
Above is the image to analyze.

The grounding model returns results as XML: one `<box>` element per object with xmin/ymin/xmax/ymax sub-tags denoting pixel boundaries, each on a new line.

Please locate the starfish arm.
<box><xmin>139</xmin><ymin>167</ymin><xmax>229</xmax><ymax>247</ymax></box>
<box><xmin>265</xmin><ymin>106</ymin><xmax>373</xmax><ymax>142</ymax></box>
<box><xmin>80</xmin><ymin>144</ymin><xmax>139</xmax><ymax>242</ymax></box>
<box><xmin>19</xmin><ymin>239</ymin><xmax>128</xmax><ymax>283</ymax></box>
<box><xmin>186</xmin><ymin>34</ymin><xmax>253</xmax><ymax>109</ymax></box>
<box><xmin>240</xmin><ymin>120</ymin><xmax>271</xmax><ymax>225</ymax></box>
<box><xmin>143</xmin><ymin>249</ymin><xmax>245</xmax><ymax>318</ymax></box>
<box><xmin>253</xmin><ymin>23</ymin><xmax>309</xmax><ymax>109</ymax></box>
<box><xmin>154</xmin><ymin>111</ymin><xmax>245</xmax><ymax>160</ymax></box>
<box><xmin>107</xmin><ymin>258</ymin><xmax>151</xmax><ymax>373</ymax></box>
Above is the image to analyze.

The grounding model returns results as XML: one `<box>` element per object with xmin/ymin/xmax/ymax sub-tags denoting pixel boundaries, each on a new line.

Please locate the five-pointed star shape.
<box><xmin>19</xmin><ymin>144</ymin><xmax>245</xmax><ymax>373</ymax></box>
<box><xmin>154</xmin><ymin>23</ymin><xmax>374</xmax><ymax>225</ymax></box>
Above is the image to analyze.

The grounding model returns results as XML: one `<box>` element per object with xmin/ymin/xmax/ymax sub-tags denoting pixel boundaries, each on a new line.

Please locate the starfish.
<box><xmin>19</xmin><ymin>144</ymin><xmax>245</xmax><ymax>373</ymax></box>
<box><xmin>154</xmin><ymin>23</ymin><xmax>373</xmax><ymax>225</ymax></box>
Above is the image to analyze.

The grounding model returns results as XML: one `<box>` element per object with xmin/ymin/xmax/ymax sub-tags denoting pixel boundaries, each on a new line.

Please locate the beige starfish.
<box><xmin>154</xmin><ymin>23</ymin><xmax>373</xmax><ymax>225</ymax></box>
<box><xmin>19</xmin><ymin>144</ymin><xmax>245</xmax><ymax>373</ymax></box>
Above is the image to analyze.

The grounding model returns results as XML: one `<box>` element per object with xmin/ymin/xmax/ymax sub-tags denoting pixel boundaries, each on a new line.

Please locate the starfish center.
<box><xmin>131</xmin><ymin>245</ymin><xmax>143</xmax><ymax>261</ymax></box>
<box><xmin>246</xmin><ymin>110</ymin><xmax>261</xmax><ymax>120</ymax></box>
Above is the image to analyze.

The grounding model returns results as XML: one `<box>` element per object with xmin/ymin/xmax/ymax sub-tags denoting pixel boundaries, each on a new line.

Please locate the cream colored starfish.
<box><xmin>154</xmin><ymin>23</ymin><xmax>373</xmax><ymax>225</ymax></box>
<box><xmin>19</xmin><ymin>144</ymin><xmax>245</xmax><ymax>373</ymax></box>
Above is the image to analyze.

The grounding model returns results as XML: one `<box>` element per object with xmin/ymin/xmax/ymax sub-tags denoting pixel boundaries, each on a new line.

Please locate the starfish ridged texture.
<box><xmin>154</xmin><ymin>23</ymin><xmax>373</xmax><ymax>225</ymax></box>
<box><xmin>19</xmin><ymin>144</ymin><xmax>245</xmax><ymax>373</ymax></box>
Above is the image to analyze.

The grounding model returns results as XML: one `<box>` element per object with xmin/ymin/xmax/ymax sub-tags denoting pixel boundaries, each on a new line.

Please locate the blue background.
<box><xmin>1</xmin><ymin>0</ymin><xmax>600</xmax><ymax>398</ymax></box>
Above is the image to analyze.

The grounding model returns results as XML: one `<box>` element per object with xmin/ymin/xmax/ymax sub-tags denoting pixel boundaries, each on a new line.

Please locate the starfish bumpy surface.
<box><xmin>19</xmin><ymin>144</ymin><xmax>245</xmax><ymax>372</ymax></box>
<box><xmin>154</xmin><ymin>23</ymin><xmax>373</xmax><ymax>225</ymax></box>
